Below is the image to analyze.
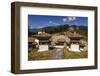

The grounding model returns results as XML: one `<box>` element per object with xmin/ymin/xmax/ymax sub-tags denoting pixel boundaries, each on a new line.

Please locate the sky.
<box><xmin>28</xmin><ymin>15</ymin><xmax>88</xmax><ymax>29</ymax></box>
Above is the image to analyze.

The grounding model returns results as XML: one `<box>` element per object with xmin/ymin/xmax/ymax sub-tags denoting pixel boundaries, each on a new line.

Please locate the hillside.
<box><xmin>28</xmin><ymin>24</ymin><xmax>88</xmax><ymax>36</ymax></box>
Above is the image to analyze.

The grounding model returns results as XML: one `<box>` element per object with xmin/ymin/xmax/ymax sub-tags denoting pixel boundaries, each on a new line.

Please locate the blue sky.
<box><xmin>28</xmin><ymin>15</ymin><xmax>88</xmax><ymax>29</ymax></box>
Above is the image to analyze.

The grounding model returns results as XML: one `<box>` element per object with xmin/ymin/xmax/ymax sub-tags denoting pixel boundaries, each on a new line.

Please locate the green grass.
<box><xmin>28</xmin><ymin>48</ymin><xmax>88</xmax><ymax>60</ymax></box>
<box><xmin>63</xmin><ymin>48</ymin><xmax>88</xmax><ymax>59</ymax></box>
<box><xmin>28</xmin><ymin>48</ymin><xmax>38</xmax><ymax>53</ymax></box>
<box><xmin>28</xmin><ymin>50</ymin><xmax>54</xmax><ymax>60</ymax></box>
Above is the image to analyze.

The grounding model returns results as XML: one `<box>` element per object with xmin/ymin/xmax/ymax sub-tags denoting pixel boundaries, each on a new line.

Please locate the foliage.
<box><xmin>63</xmin><ymin>48</ymin><xmax>88</xmax><ymax>59</ymax></box>
<box><xmin>28</xmin><ymin>50</ymin><xmax>54</xmax><ymax>60</ymax></box>
<box><xmin>28</xmin><ymin>48</ymin><xmax>38</xmax><ymax>53</ymax></box>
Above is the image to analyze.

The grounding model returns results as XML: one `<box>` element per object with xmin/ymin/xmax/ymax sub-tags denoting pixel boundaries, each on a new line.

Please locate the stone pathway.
<box><xmin>52</xmin><ymin>49</ymin><xmax>64</xmax><ymax>59</ymax></box>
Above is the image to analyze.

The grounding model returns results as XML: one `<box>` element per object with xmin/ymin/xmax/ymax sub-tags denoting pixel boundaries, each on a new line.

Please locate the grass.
<box><xmin>63</xmin><ymin>48</ymin><xmax>88</xmax><ymax>59</ymax></box>
<box><xmin>28</xmin><ymin>48</ymin><xmax>88</xmax><ymax>60</ymax></box>
<box><xmin>28</xmin><ymin>49</ymin><xmax>54</xmax><ymax>60</ymax></box>
<box><xmin>28</xmin><ymin>48</ymin><xmax>38</xmax><ymax>53</ymax></box>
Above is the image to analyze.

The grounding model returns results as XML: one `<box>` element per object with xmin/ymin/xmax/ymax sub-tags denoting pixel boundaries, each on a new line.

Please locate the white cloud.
<box><xmin>29</xmin><ymin>25</ymin><xmax>43</xmax><ymax>29</ymax></box>
<box><xmin>62</xmin><ymin>16</ymin><xmax>76</xmax><ymax>23</ymax></box>
<box><xmin>29</xmin><ymin>25</ymin><xmax>34</xmax><ymax>29</ymax></box>
<box><xmin>68</xmin><ymin>16</ymin><xmax>76</xmax><ymax>21</ymax></box>
<box><xmin>63</xmin><ymin>18</ymin><xmax>67</xmax><ymax>22</ymax></box>
<box><xmin>49</xmin><ymin>21</ymin><xmax>59</xmax><ymax>25</ymax></box>
<box><xmin>49</xmin><ymin>21</ymin><xmax>52</xmax><ymax>24</ymax></box>
<box><xmin>36</xmin><ymin>26</ymin><xmax>43</xmax><ymax>28</ymax></box>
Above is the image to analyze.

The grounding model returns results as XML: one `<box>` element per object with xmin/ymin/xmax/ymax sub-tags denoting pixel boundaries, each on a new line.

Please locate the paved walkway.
<box><xmin>52</xmin><ymin>49</ymin><xmax>64</xmax><ymax>59</ymax></box>
<box><xmin>37</xmin><ymin>45</ymin><xmax>64</xmax><ymax>59</ymax></box>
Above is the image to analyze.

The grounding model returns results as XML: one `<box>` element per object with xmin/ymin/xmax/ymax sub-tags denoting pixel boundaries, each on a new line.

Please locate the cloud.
<box><xmin>36</xmin><ymin>26</ymin><xmax>43</xmax><ymax>28</ymax></box>
<box><xmin>68</xmin><ymin>16</ymin><xmax>76</xmax><ymax>21</ymax></box>
<box><xmin>49</xmin><ymin>21</ymin><xmax>59</xmax><ymax>25</ymax></box>
<box><xmin>62</xmin><ymin>18</ymin><xmax>67</xmax><ymax>22</ymax></box>
<box><xmin>62</xmin><ymin>16</ymin><xmax>76</xmax><ymax>23</ymax></box>
<box><xmin>29</xmin><ymin>25</ymin><xmax>34</xmax><ymax>29</ymax></box>
<box><xmin>29</xmin><ymin>25</ymin><xmax>43</xmax><ymax>29</ymax></box>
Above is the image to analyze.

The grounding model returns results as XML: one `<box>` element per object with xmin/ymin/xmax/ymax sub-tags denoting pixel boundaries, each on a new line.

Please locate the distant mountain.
<box><xmin>29</xmin><ymin>24</ymin><xmax>69</xmax><ymax>33</ymax></box>
<box><xmin>29</xmin><ymin>28</ymin><xmax>40</xmax><ymax>33</ymax></box>
<box><xmin>29</xmin><ymin>24</ymin><xmax>87</xmax><ymax>35</ymax></box>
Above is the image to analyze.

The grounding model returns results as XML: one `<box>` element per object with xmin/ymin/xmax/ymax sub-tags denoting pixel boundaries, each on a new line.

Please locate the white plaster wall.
<box><xmin>38</xmin><ymin>45</ymin><xmax>49</xmax><ymax>51</ymax></box>
<box><xmin>70</xmin><ymin>44</ymin><xmax>80</xmax><ymax>52</ymax></box>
